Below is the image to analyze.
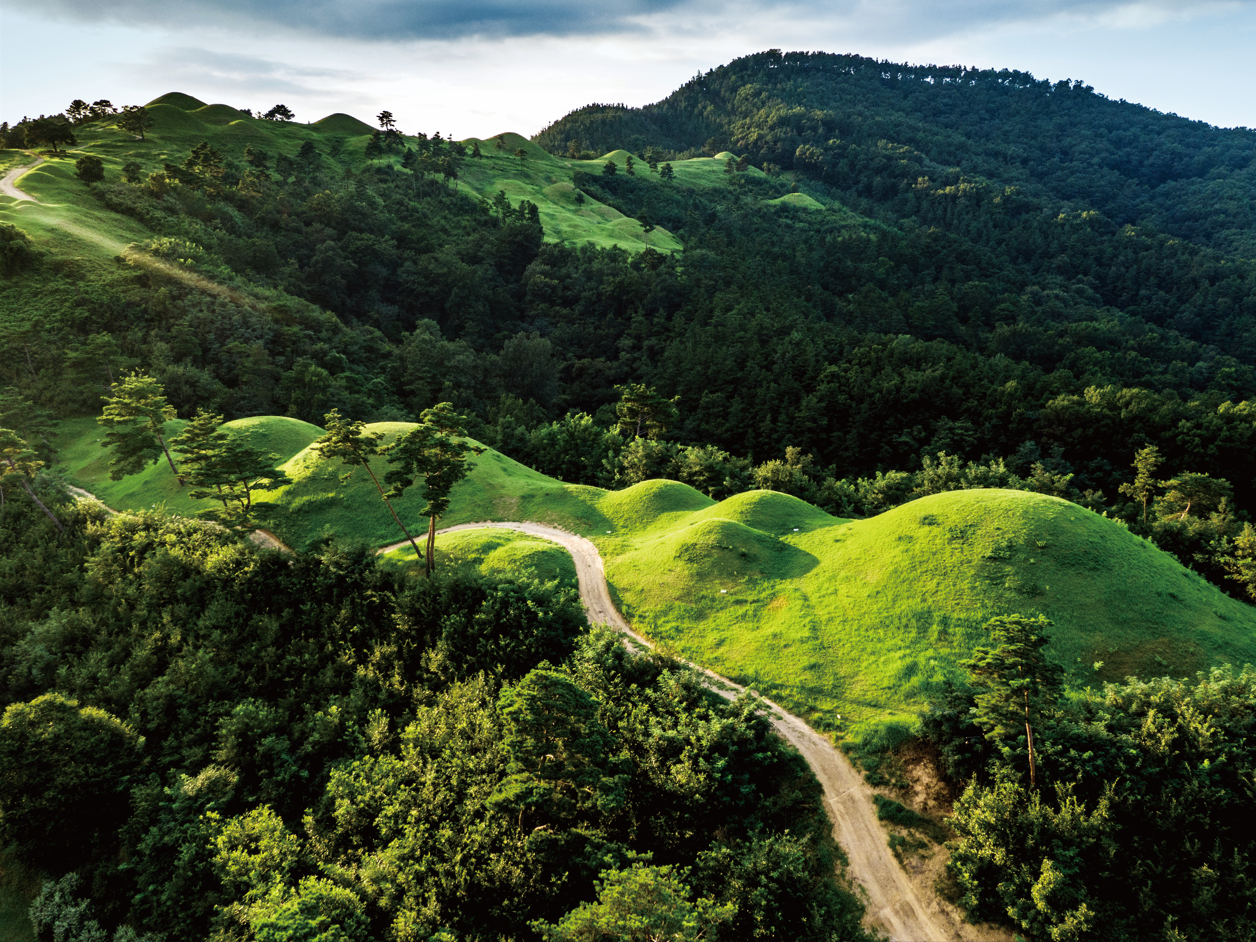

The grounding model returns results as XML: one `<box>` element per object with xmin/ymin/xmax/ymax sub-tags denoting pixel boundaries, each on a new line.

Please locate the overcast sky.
<box><xmin>2</xmin><ymin>0</ymin><xmax>1254</xmax><ymax>137</ymax></box>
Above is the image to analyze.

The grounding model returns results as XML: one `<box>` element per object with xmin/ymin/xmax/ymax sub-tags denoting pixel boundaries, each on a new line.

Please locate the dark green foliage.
<box><xmin>170</xmin><ymin>409</ymin><xmax>292</xmax><ymax>523</ymax></box>
<box><xmin>115</xmin><ymin>105</ymin><xmax>152</xmax><ymax>141</ymax></box>
<box><xmin>932</xmin><ymin>636</ymin><xmax>1256</xmax><ymax>939</ymax></box>
<box><xmin>97</xmin><ymin>372</ymin><xmax>180</xmax><ymax>482</ymax></box>
<box><xmin>963</xmin><ymin>614</ymin><xmax>1065</xmax><ymax>789</ymax></box>
<box><xmin>0</xmin><ymin>694</ymin><xmax>141</xmax><ymax>868</ymax></box>
<box><xmin>75</xmin><ymin>155</ymin><xmax>105</xmax><ymax>185</ymax></box>
<box><xmin>0</xmin><ymin>497</ymin><xmax>863</xmax><ymax>940</ymax></box>
<box><xmin>0</xmin><ymin>223</ymin><xmax>35</xmax><ymax>276</ymax></box>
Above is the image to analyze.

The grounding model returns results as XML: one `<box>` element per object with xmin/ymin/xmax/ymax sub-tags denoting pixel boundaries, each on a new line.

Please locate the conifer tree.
<box><xmin>97</xmin><ymin>371</ymin><xmax>181</xmax><ymax>483</ymax></box>
<box><xmin>314</xmin><ymin>409</ymin><xmax>424</xmax><ymax>560</ymax></box>
<box><xmin>384</xmin><ymin>402</ymin><xmax>483</xmax><ymax>575</ymax></box>
<box><xmin>613</xmin><ymin>383</ymin><xmax>679</xmax><ymax>440</ymax></box>
<box><xmin>963</xmin><ymin>614</ymin><xmax>1064</xmax><ymax>790</ymax></box>
<box><xmin>171</xmin><ymin>409</ymin><xmax>292</xmax><ymax>524</ymax></box>
<box><xmin>116</xmin><ymin>105</ymin><xmax>153</xmax><ymax>140</ymax></box>
<box><xmin>0</xmin><ymin>428</ymin><xmax>63</xmax><ymax>532</ymax></box>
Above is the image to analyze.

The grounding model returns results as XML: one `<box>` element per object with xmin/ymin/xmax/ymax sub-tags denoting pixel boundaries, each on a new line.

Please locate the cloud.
<box><xmin>132</xmin><ymin>47</ymin><xmax>362</xmax><ymax>98</ymax></box>
<box><xmin>5</xmin><ymin>0</ymin><xmax>1251</xmax><ymax>45</ymax></box>
<box><xmin>9</xmin><ymin>0</ymin><xmax>693</xmax><ymax>40</ymax></box>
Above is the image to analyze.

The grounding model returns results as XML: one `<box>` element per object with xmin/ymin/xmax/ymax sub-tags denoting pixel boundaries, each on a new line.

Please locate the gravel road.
<box><xmin>407</xmin><ymin>521</ymin><xmax>1008</xmax><ymax>942</ymax></box>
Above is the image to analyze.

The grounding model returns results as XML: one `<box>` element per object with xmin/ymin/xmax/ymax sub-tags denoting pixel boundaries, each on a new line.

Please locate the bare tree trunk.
<box><xmin>361</xmin><ymin>462</ymin><xmax>424</xmax><ymax>562</ymax></box>
<box><xmin>156</xmin><ymin>433</ymin><xmax>184</xmax><ymax>485</ymax></box>
<box><xmin>1024</xmin><ymin>690</ymin><xmax>1037</xmax><ymax>790</ymax></box>
<box><xmin>426</xmin><ymin>515</ymin><xmax>437</xmax><ymax>577</ymax></box>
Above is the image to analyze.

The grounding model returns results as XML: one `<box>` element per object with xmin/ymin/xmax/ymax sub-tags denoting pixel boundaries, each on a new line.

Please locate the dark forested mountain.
<box><xmin>535</xmin><ymin>50</ymin><xmax>1256</xmax><ymax>256</ymax></box>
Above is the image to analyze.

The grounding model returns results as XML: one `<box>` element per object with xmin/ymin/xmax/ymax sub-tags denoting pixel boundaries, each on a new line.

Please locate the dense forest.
<box><xmin>0</xmin><ymin>492</ymin><xmax>867</xmax><ymax>939</ymax></box>
<box><xmin>3</xmin><ymin>48</ymin><xmax>1256</xmax><ymax>940</ymax></box>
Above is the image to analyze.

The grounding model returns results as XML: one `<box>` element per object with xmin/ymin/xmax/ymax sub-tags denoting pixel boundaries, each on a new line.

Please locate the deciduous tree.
<box><xmin>75</xmin><ymin>154</ymin><xmax>105</xmax><ymax>185</ymax></box>
<box><xmin>1118</xmin><ymin>444</ymin><xmax>1162</xmax><ymax>524</ymax></box>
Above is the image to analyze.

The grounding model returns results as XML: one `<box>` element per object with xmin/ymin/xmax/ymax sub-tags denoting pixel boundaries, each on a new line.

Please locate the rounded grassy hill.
<box><xmin>57</xmin><ymin>414</ymin><xmax>1256</xmax><ymax>744</ymax></box>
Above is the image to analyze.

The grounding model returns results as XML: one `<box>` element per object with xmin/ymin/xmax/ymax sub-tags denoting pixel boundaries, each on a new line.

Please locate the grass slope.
<box><xmin>381</xmin><ymin>528</ymin><xmax>578</xmax><ymax>588</ymax></box>
<box><xmin>56</xmin><ymin>415</ymin><xmax>322</xmax><ymax>516</ymax></box>
<box><xmin>2</xmin><ymin>94</ymin><xmax>867</xmax><ymax>264</ymax></box>
<box><xmin>60</xmin><ymin>415</ymin><xmax>1256</xmax><ymax>744</ymax></box>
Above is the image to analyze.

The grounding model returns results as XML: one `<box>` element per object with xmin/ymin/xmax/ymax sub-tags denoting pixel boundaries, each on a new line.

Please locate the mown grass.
<box><xmin>56</xmin><ymin>417</ymin><xmax>1256</xmax><ymax>749</ymax></box>
<box><xmin>380</xmin><ymin>528</ymin><xmax>578</xmax><ymax>588</ymax></box>
<box><xmin>56</xmin><ymin>415</ymin><xmax>322</xmax><ymax>517</ymax></box>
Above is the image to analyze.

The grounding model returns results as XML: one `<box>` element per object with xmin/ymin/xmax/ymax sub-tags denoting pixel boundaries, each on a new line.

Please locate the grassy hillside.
<box><xmin>1</xmin><ymin>94</ymin><xmax>865</xmax><ymax>265</ymax></box>
<box><xmin>58</xmin><ymin>415</ymin><xmax>1256</xmax><ymax>745</ymax></box>
<box><xmin>380</xmin><ymin>528</ymin><xmax>578</xmax><ymax>588</ymax></box>
<box><xmin>56</xmin><ymin>415</ymin><xmax>322</xmax><ymax>516</ymax></box>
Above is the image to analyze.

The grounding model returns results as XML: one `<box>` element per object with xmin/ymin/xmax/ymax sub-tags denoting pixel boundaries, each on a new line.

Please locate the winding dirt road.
<box><xmin>389</xmin><ymin>522</ymin><xmax>1005</xmax><ymax>942</ymax></box>
<box><xmin>0</xmin><ymin>157</ymin><xmax>42</xmax><ymax>202</ymax></box>
<box><xmin>67</xmin><ymin>490</ymin><xmax>998</xmax><ymax>939</ymax></box>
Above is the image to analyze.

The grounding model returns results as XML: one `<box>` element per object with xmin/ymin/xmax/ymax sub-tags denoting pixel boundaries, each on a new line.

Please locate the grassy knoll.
<box><xmin>56</xmin><ymin>415</ymin><xmax>322</xmax><ymax>516</ymax></box>
<box><xmin>380</xmin><ymin>528</ymin><xmax>578</xmax><ymax>588</ymax></box>
<box><xmin>57</xmin><ymin>415</ymin><xmax>1256</xmax><ymax>745</ymax></box>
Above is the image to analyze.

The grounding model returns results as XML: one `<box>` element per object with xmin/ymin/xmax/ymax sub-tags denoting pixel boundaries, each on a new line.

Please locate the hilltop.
<box><xmin>536</xmin><ymin>50</ymin><xmax>1256</xmax><ymax>257</ymax></box>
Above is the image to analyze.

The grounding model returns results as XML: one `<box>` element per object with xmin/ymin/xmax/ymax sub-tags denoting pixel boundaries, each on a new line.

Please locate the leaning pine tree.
<box><xmin>385</xmin><ymin>402</ymin><xmax>483</xmax><ymax>576</ymax></box>
<box><xmin>313</xmin><ymin>409</ymin><xmax>424</xmax><ymax>560</ymax></box>
<box><xmin>97</xmin><ymin>371</ymin><xmax>182</xmax><ymax>484</ymax></box>
<box><xmin>0</xmin><ymin>428</ymin><xmax>64</xmax><ymax>532</ymax></box>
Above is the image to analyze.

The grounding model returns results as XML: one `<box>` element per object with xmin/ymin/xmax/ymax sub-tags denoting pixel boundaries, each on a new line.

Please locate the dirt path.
<box><xmin>0</xmin><ymin>157</ymin><xmax>43</xmax><ymax>202</ymax></box>
<box><xmin>390</xmin><ymin>521</ymin><xmax>1004</xmax><ymax>942</ymax></box>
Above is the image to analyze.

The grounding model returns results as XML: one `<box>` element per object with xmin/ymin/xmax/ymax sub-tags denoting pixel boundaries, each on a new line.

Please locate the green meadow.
<box><xmin>0</xmin><ymin>94</ymin><xmax>866</xmax><ymax>265</ymax></box>
<box><xmin>57</xmin><ymin>416</ymin><xmax>1256</xmax><ymax>745</ymax></box>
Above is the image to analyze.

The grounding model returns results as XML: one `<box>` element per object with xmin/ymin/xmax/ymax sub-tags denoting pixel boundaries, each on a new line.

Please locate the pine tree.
<box><xmin>613</xmin><ymin>383</ymin><xmax>679</xmax><ymax>440</ymax></box>
<box><xmin>0</xmin><ymin>428</ymin><xmax>64</xmax><ymax>532</ymax></box>
<box><xmin>963</xmin><ymin>614</ymin><xmax>1064</xmax><ymax>790</ymax></box>
<box><xmin>383</xmin><ymin>402</ymin><xmax>483</xmax><ymax>576</ymax></box>
<box><xmin>97</xmin><ymin>372</ymin><xmax>181</xmax><ymax>483</ymax></box>
<box><xmin>314</xmin><ymin>409</ymin><xmax>423</xmax><ymax>560</ymax></box>
<box><xmin>171</xmin><ymin>409</ymin><xmax>291</xmax><ymax>524</ymax></box>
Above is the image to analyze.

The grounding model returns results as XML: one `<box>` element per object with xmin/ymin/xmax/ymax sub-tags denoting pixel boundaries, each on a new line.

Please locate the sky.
<box><xmin>2</xmin><ymin>0</ymin><xmax>1254</xmax><ymax>137</ymax></box>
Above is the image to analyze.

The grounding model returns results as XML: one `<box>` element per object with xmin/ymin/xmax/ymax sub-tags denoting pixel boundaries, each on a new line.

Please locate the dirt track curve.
<box><xmin>0</xmin><ymin>158</ymin><xmax>43</xmax><ymax>202</ymax></box>
<box><xmin>390</xmin><ymin>521</ymin><xmax>1007</xmax><ymax>942</ymax></box>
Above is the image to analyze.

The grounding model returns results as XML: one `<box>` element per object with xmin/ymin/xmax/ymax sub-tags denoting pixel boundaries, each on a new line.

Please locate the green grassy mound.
<box><xmin>57</xmin><ymin>415</ymin><xmax>1256</xmax><ymax>747</ymax></box>
<box><xmin>313</xmin><ymin>113</ymin><xmax>376</xmax><ymax>136</ymax></box>
<box><xmin>381</xmin><ymin>528</ymin><xmax>578</xmax><ymax>588</ymax></box>
<box><xmin>607</xmin><ymin>488</ymin><xmax>1256</xmax><ymax>738</ymax></box>
<box><xmin>767</xmin><ymin>192</ymin><xmax>826</xmax><ymax>211</ymax></box>
<box><xmin>191</xmin><ymin>104</ymin><xmax>253</xmax><ymax>125</ymax></box>
<box><xmin>598</xmin><ymin>479</ymin><xmax>713</xmax><ymax>531</ymax></box>
<box><xmin>56</xmin><ymin>415</ymin><xmax>321</xmax><ymax>517</ymax></box>
<box><xmin>146</xmin><ymin>92</ymin><xmax>208</xmax><ymax>110</ymax></box>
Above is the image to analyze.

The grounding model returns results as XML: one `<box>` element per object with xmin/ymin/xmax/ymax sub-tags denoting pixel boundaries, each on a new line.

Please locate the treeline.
<box><xmin>0</xmin><ymin>485</ymin><xmax>867</xmax><ymax>941</ymax></box>
<box><xmin>922</xmin><ymin>616</ymin><xmax>1256</xmax><ymax>940</ymax></box>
